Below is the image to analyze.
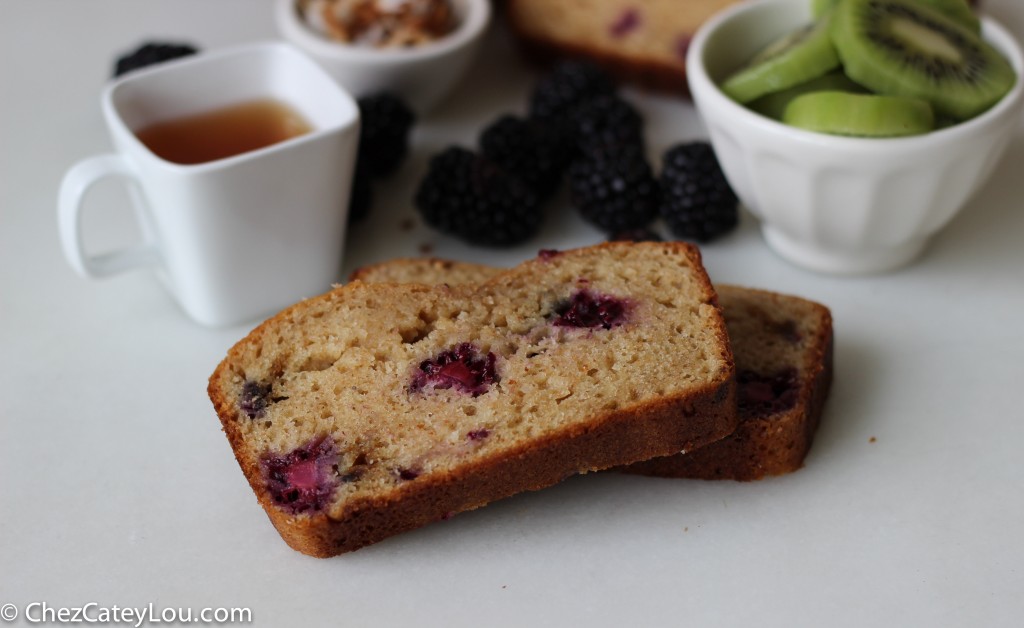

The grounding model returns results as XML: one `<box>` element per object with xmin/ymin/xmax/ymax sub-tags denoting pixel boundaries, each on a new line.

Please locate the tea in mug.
<box><xmin>135</xmin><ymin>98</ymin><xmax>313</xmax><ymax>165</ymax></box>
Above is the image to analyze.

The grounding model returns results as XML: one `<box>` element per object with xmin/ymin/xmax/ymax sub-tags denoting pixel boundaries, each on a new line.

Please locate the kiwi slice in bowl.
<box><xmin>812</xmin><ymin>0</ymin><xmax>840</xmax><ymax>18</ymax></box>
<box><xmin>815</xmin><ymin>0</ymin><xmax>980</xmax><ymax>33</ymax></box>
<box><xmin>721</xmin><ymin>17</ymin><xmax>841</xmax><ymax>103</ymax></box>
<box><xmin>920</xmin><ymin>0</ymin><xmax>982</xmax><ymax>34</ymax></box>
<box><xmin>831</xmin><ymin>0</ymin><xmax>1015</xmax><ymax>120</ymax></box>
<box><xmin>782</xmin><ymin>91</ymin><xmax>935</xmax><ymax>137</ymax></box>
<box><xmin>748</xmin><ymin>71</ymin><xmax>868</xmax><ymax>120</ymax></box>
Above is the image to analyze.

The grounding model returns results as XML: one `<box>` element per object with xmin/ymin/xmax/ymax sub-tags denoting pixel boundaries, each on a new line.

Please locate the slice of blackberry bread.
<box><xmin>209</xmin><ymin>243</ymin><xmax>736</xmax><ymax>556</ymax></box>
<box><xmin>354</xmin><ymin>258</ymin><xmax>833</xmax><ymax>481</ymax></box>
<box><xmin>625</xmin><ymin>285</ymin><xmax>832</xmax><ymax>480</ymax></box>
<box><xmin>504</xmin><ymin>0</ymin><xmax>741</xmax><ymax>92</ymax></box>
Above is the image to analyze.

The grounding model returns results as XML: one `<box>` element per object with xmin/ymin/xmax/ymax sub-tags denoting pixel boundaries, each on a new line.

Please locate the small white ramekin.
<box><xmin>687</xmin><ymin>0</ymin><xmax>1024</xmax><ymax>274</ymax></box>
<box><xmin>275</xmin><ymin>0</ymin><xmax>491</xmax><ymax>113</ymax></box>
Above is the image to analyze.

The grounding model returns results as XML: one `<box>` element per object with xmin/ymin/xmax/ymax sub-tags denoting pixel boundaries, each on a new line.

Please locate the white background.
<box><xmin>1</xmin><ymin>1</ymin><xmax>1022</xmax><ymax>626</ymax></box>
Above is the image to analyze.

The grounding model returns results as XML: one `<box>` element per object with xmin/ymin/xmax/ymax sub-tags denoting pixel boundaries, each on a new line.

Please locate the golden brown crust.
<box><xmin>210</xmin><ymin>242</ymin><xmax>737</xmax><ymax>556</ymax></box>
<box><xmin>349</xmin><ymin>257</ymin><xmax>493</xmax><ymax>286</ymax></box>
<box><xmin>256</xmin><ymin>378</ymin><xmax>734</xmax><ymax>556</ymax></box>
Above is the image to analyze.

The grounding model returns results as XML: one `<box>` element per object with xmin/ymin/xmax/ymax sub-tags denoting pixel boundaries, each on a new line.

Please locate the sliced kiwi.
<box><xmin>831</xmin><ymin>0</ymin><xmax>1014</xmax><ymax>119</ymax></box>
<box><xmin>721</xmin><ymin>17</ymin><xmax>841</xmax><ymax>103</ymax></box>
<box><xmin>748</xmin><ymin>71</ymin><xmax>868</xmax><ymax>120</ymax></box>
<box><xmin>782</xmin><ymin>91</ymin><xmax>935</xmax><ymax>136</ymax></box>
<box><xmin>814</xmin><ymin>0</ymin><xmax>980</xmax><ymax>33</ymax></box>
<box><xmin>812</xmin><ymin>0</ymin><xmax>841</xmax><ymax>18</ymax></box>
<box><xmin>920</xmin><ymin>0</ymin><xmax>982</xmax><ymax>34</ymax></box>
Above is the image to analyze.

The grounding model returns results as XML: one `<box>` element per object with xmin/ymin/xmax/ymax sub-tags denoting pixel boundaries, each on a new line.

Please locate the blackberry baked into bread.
<box><xmin>504</xmin><ymin>0</ymin><xmax>741</xmax><ymax>92</ymax></box>
<box><xmin>209</xmin><ymin>243</ymin><xmax>736</xmax><ymax>556</ymax></box>
<box><xmin>355</xmin><ymin>258</ymin><xmax>833</xmax><ymax>481</ymax></box>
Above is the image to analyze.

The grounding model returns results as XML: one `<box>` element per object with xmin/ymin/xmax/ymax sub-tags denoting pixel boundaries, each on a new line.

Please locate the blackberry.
<box><xmin>572</xmin><ymin>94</ymin><xmax>644</xmax><ymax>156</ymax></box>
<box><xmin>738</xmin><ymin>368</ymin><xmax>799</xmax><ymax>418</ymax></box>
<box><xmin>466</xmin><ymin>428</ymin><xmax>491</xmax><ymax>441</ymax></box>
<box><xmin>552</xmin><ymin>290</ymin><xmax>630</xmax><ymax>330</ymax></box>
<box><xmin>397</xmin><ymin>468</ymin><xmax>421</xmax><ymax>481</ymax></box>
<box><xmin>261</xmin><ymin>436</ymin><xmax>339</xmax><ymax>514</ymax></box>
<box><xmin>239</xmin><ymin>380</ymin><xmax>272</xmax><ymax>419</ymax></box>
<box><xmin>357</xmin><ymin>93</ymin><xmax>416</xmax><ymax>178</ymax></box>
<box><xmin>528</xmin><ymin>60</ymin><xmax>617</xmax><ymax>121</ymax></box>
<box><xmin>113</xmin><ymin>42</ymin><xmax>198</xmax><ymax>78</ymax></box>
<box><xmin>415</xmin><ymin>147</ymin><xmax>542</xmax><ymax>247</ymax></box>
<box><xmin>659</xmin><ymin>142</ymin><xmax>739</xmax><ymax>242</ymax></box>
<box><xmin>480</xmin><ymin>115</ymin><xmax>574</xmax><ymax>199</ymax></box>
<box><xmin>568</xmin><ymin>147</ymin><xmax>659</xmax><ymax>234</ymax></box>
<box><xmin>410</xmin><ymin>343</ymin><xmax>499</xmax><ymax>396</ymax></box>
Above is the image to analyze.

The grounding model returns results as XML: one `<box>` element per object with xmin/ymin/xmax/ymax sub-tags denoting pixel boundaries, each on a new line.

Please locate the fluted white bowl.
<box><xmin>687</xmin><ymin>0</ymin><xmax>1024</xmax><ymax>274</ymax></box>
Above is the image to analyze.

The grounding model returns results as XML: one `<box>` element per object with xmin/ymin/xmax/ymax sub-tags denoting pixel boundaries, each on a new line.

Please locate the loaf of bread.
<box><xmin>209</xmin><ymin>243</ymin><xmax>736</xmax><ymax>556</ymax></box>
<box><xmin>354</xmin><ymin>258</ymin><xmax>832</xmax><ymax>481</ymax></box>
<box><xmin>504</xmin><ymin>0</ymin><xmax>741</xmax><ymax>92</ymax></box>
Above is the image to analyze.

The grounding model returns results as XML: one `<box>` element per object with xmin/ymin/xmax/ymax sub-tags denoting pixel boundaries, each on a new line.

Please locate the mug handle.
<box><xmin>58</xmin><ymin>154</ymin><xmax>161</xmax><ymax>278</ymax></box>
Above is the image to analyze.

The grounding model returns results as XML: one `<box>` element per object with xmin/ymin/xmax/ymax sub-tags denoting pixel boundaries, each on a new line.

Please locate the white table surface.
<box><xmin>2</xmin><ymin>1</ymin><xmax>1023</xmax><ymax>626</ymax></box>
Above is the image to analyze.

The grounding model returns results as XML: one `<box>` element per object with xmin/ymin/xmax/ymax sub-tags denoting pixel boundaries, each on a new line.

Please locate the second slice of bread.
<box><xmin>210</xmin><ymin>243</ymin><xmax>736</xmax><ymax>556</ymax></box>
<box><xmin>624</xmin><ymin>285</ymin><xmax>832</xmax><ymax>480</ymax></box>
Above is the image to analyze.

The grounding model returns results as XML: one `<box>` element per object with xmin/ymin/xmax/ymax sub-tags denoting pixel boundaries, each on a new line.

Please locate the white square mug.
<box><xmin>58</xmin><ymin>42</ymin><xmax>360</xmax><ymax>326</ymax></box>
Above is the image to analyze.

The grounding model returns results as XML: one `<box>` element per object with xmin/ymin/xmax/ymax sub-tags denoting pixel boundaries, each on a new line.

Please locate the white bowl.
<box><xmin>687</xmin><ymin>0</ymin><xmax>1024</xmax><ymax>274</ymax></box>
<box><xmin>275</xmin><ymin>0</ymin><xmax>491</xmax><ymax>113</ymax></box>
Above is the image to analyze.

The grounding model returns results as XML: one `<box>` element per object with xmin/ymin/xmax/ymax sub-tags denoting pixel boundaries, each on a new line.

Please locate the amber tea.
<box><xmin>134</xmin><ymin>98</ymin><xmax>313</xmax><ymax>165</ymax></box>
